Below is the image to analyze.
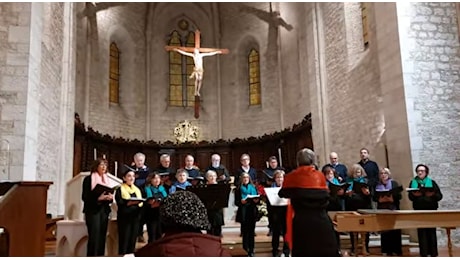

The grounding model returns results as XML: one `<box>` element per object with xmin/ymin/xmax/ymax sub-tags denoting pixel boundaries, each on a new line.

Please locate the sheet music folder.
<box><xmin>186</xmin><ymin>183</ymin><xmax>231</xmax><ymax>209</ymax></box>
<box><xmin>264</xmin><ymin>187</ymin><xmax>288</xmax><ymax>206</ymax></box>
<box><xmin>243</xmin><ymin>194</ymin><xmax>260</xmax><ymax>202</ymax></box>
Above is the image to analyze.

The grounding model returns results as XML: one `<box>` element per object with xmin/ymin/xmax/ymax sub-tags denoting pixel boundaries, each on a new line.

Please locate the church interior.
<box><xmin>0</xmin><ymin>2</ymin><xmax>459</xmax><ymax>257</ymax></box>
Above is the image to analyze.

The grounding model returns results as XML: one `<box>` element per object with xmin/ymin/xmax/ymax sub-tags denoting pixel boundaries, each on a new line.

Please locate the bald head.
<box><xmin>296</xmin><ymin>148</ymin><xmax>316</xmax><ymax>167</ymax></box>
<box><xmin>329</xmin><ymin>152</ymin><xmax>338</xmax><ymax>165</ymax></box>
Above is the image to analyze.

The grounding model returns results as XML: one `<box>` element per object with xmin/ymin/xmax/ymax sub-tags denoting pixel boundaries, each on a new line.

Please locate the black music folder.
<box><xmin>158</xmin><ymin>172</ymin><xmax>172</xmax><ymax>177</ymax></box>
<box><xmin>186</xmin><ymin>183</ymin><xmax>231</xmax><ymax>209</ymax></box>
<box><xmin>352</xmin><ymin>181</ymin><xmax>369</xmax><ymax>194</ymax></box>
<box><xmin>375</xmin><ymin>185</ymin><xmax>403</xmax><ymax>196</ymax></box>
<box><xmin>328</xmin><ymin>182</ymin><xmax>350</xmax><ymax>196</ymax></box>
<box><xmin>123</xmin><ymin>164</ymin><xmax>150</xmax><ymax>179</ymax></box>
<box><xmin>256</xmin><ymin>170</ymin><xmax>273</xmax><ymax>183</ymax></box>
<box><xmin>187</xmin><ymin>176</ymin><xmax>205</xmax><ymax>182</ymax></box>
<box><xmin>127</xmin><ymin>197</ymin><xmax>146</xmax><ymax>202</ymax></box>
<box><xmin>406</xmin><ymin>187</ymin><xmax>435</xmax><ymax>193</ymax></box>
<box><xmin>146</xmin><ymin>193</ymin><xmax>164</xmax><ymax>203</ymax></box>
<box><xmin>93</xmin><ymin>184</ymin><xmax>120</xmax><ymax>195</ymax></box>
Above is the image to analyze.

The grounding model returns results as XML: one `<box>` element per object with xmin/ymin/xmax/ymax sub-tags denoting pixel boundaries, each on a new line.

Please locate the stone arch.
<box><xmin>56</xmin><ymin>236</ymin><xmax>71</xmax><ymax>256</ymax></box>
<box><xmin>74</xmin><ymin>235</ymin><xmax>88</xmax><ymax>257</ymax></box>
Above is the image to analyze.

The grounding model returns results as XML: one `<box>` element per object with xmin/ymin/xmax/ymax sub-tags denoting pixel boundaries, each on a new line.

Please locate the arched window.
<box><xmin>248</xmin><ymin>49</ymin><xmax>261</xmax><ymax>106</ymax></box>
<box><xmin>109</xmin><ymin>42</ymin><xmax>120</xmax><ymax>103</ymax></box>
<box><xmin>168</xmin><ymin>31</ymin><xmax>183</xmax><ymax>107</ymax></box>
<box><xmin>361</xmin><ymin>2</ymin><xmax>370</xmax><ymax>48</ymax></box>
<box><xmin>168</xmin><ymin>29</ymin><xmax>197</xmax><ymax>107</ymax></box>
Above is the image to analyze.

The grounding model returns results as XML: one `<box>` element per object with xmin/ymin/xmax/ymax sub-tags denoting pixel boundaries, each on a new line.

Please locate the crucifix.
<box><xmin>165</xmin><ymin>29</ymin><xmax>229</xmax><ymax>119</ymax></box>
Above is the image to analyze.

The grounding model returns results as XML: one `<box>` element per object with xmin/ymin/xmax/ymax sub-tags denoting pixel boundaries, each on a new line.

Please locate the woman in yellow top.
<box><xmin>116</xmin><ymin>170</ymin><xmax>144</xmax><ymax>255</ymax></box>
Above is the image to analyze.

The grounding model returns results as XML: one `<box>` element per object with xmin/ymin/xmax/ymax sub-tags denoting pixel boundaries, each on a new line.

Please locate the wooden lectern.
<box><xmin>0</xmin><ymin>181</ymin><xmax>52</xmax><ymax>256</ymax></box>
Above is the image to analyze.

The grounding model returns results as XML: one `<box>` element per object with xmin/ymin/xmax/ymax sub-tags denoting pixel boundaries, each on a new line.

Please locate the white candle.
<box><xmin>278</xmin><ymin>148</ymin><xmax>283</xmax><ymax>167</ymax></box>
<box><xmin>94</xmin><ymin>148</ymin><xmax>97</xmax><ymax>160</ymax></box>
<box><xmin>114</xmin><ymin>161</ymin><xmax>118</xmax><ymax>175</ymax></box>
<box><xmin>266</xmin><ymin>161</ymin><xmax>269</xmax><ymax>168</ymax></box>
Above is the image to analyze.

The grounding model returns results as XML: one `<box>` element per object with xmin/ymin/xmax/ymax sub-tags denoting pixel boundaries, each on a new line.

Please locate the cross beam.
<box><xmin>164</xmin><ymin>29</ymin><xmax>229</xmax><ymax>54</ymax></box>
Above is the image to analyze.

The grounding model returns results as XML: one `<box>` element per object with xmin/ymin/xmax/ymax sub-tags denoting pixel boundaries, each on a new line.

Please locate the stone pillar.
<box><xmin>0</xmin><ymin>3</ymin><xmax>34</xmax><ymax>181</ymax></box>
<box><xmin>309</xmin><ymin>3</ymin><xmax>330</xmax><ymax>165</ymax></box>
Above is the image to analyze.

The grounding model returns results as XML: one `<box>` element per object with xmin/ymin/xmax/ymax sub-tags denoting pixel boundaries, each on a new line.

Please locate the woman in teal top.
<box><xmin>345</xmin><ymin>164</ymin><xmax>371</xmax><ymax>255</ymax></box>
<box><xmin>408</xmin><ymin>164</ymin><xmax>442</xmax><ymax>257</ymax></box>
<box><xmin>144</xmin><ymin>172</ymin><xmax>168</xmax><ymax>243</ymax></box>
<box><xmin>235</xmin><ymin>172</ymin><xmax>260</xmax><ymax>257</ymax></box>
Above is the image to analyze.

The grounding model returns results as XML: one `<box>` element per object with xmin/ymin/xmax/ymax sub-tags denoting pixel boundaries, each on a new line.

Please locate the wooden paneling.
<box><xmin>73</xmin><ymin>115</ymin><xmax>313</xmax><ymax>177</ymax></box>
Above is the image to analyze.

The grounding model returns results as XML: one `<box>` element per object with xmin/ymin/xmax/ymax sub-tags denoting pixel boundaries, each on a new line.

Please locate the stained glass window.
<box><xmin>361</xmin><ymin>3</ymin><xmax>369</xmax><ymax>48</ymax></box>
<box><xmin>109</xmin><ymin>42</ymin><xmax>119</xmax><ymax>103</ymax></box>
<box><xmin>168</xmin><ymin>29</ymin><xmax>197</xmax><ymax>107</ymax></box>
<box><xmin>248</xmin><ymin>49</ymin><xmax>261</xmax><ymax>106</ymax></box>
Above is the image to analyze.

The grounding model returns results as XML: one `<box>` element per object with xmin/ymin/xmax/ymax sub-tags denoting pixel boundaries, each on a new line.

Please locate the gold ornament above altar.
<box><xmin>173</xmin><ymin>120</ymin><xmax>199</xmax><ymax>143</ymax></box>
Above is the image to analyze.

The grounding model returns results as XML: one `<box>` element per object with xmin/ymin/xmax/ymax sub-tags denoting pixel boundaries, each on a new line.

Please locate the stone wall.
<box><xmin>36</xmin><ymin>2</ymin><xmax>66</xmax><ymax>215</ymax></box>
<box><xmin>279</xmin><ymin>2</ymin><xmax>311</xmax><ymax>129</ymax></box>
<box><xmin>396</xmin><ymin>2</ymin><xmax>460</xmax><ymax>246</ymax></box>
<box><xmin>310</xmin><ymin>2</ymin><xmax>386</xmax><ymax>168</ymax></box>
<box><xmin>83</xmin><ymin>3</ymin><xmax>148</xmax><ymax>141</ymax></box>
<box><xmin>0</xmin><ymin>2</ymin><xmax>76</xmax><ymax>216</ymax></box>
<box><xmin>219</xmin><ymin>2</ymin><xmax>309</xmax><ymax>140</ymax></box>
<box><xmin>0</xmin><ymin>3</ymin><xmax>31</xmax><ymax>180</ymax></box>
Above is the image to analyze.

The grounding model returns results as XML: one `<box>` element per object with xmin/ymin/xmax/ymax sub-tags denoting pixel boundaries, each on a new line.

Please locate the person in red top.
<box><xmin>135</xmin><ymin>191</ymin><xmax>231</xmax><ymax>257</ymax></box>
<box><xmin>278</xmin><ymin>148</ymin><xmax>341</xmax><ymax>257</ymax></box>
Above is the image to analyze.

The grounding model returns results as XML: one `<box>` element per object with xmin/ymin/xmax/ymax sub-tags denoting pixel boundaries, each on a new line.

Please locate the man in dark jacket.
<box><xmin>278</xmin><ymin>148</ymin><xmax>341</xmax><ymax>257</ymax></box>
<box><xmin>134</xmin><ymin>191</ymin><xmax>231</xmax><ymax>257</ymax></box>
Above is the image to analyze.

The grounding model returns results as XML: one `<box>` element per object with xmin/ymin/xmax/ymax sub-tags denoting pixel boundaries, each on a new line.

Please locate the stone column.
<box><xmin>0</xmin><ymin>3</ymin><xmax>35</xmax><ymax>181</ymax></box>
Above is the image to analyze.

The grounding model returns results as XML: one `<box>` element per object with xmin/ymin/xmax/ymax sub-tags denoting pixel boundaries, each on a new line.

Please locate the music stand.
<box><xmin>186</xmin><ymin>183</ymin><xmax>231</xmax><ymax>209</ymax></box>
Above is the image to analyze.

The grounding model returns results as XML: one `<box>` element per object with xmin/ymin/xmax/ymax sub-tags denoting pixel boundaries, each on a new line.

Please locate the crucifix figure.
<box><xmin>165</xmin><ymin>30</ymin><xmax>229</xmax><ymax>97</ymax></box>
<box><xmin>165</xmin><ymin>29</ymin><xmax>229</xmax><ymax>118</ymax></box>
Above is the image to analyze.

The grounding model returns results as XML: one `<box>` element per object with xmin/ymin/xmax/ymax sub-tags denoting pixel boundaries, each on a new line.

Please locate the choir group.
<box><xmin>81</xmin><ymin>147</ymin><xmax>443</xmax><ymax>257</ymax></box>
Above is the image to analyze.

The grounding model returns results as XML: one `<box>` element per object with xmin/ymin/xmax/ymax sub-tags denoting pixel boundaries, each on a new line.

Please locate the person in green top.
<box><xmin>407</xmin><ymin>164</ymin><xmax>443</xmax><ymax>257</ymax></box>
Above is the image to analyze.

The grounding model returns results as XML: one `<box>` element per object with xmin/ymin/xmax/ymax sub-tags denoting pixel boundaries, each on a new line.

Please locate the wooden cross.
<box><xmin>165</xmin><ymin>29</ymin><xmax>229</xmax><ymax>119</ymax></box>
<box><xmin>165</xmin><ymin>29</ymin><xmax>229</xmax><ymax>55</ymax></box>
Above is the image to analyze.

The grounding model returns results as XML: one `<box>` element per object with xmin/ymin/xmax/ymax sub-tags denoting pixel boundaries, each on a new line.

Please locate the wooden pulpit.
<box><xmin>0</xmin><ymin>181</ymin><xmax>52</xmax><ymax>256</ymax></box>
